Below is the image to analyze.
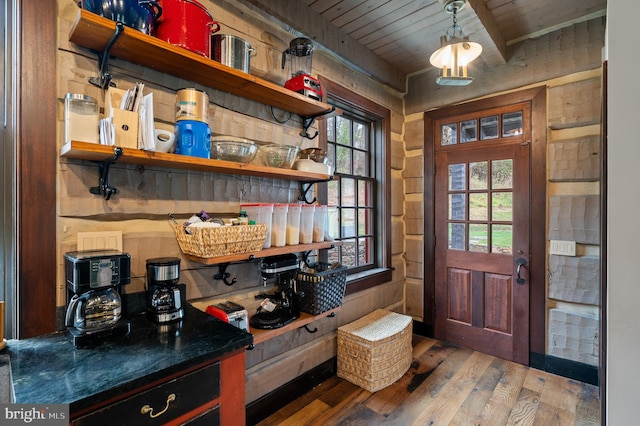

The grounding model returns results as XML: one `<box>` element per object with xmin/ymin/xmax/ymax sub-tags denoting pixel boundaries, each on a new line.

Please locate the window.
<box><xmin>317</xmin><ymin>77</ymin><xmax>391</xmax><ymax>290</ymax></box>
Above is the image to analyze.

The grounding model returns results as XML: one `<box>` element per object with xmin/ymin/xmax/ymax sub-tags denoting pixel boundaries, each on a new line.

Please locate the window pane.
<box><xmin>492</xmin><ymin>192</ymin><xmax>512</xmax><ymax>221</ymax></box>
<box><xmin>469</xmin><ymin>193</ymin><xmax>487</xmax><ymax>221</ymax></box>
<box><xmin>327</xmin><ymin>181</ymin><xmax>339</xmax><ymax>205</ymax></box>
<box><xmin>335</xmin><ymin>145</ymin><xmax>351</xmax><ymax>174</ymax></box>
<box><xmin>342</xmin><ymin>208</ymin><xmax>356</xmax><ymax>237</ymax></box>
<box><xmin>354</xmin><ymin>122</ymin><xmax>366</xmax><ymax>149</ymax></box>
<box><xmin>327</xmin><ymin>245</ymin><xmax>339</xmax><ymax>263</ymax></box>
<box><xmin>327</xmin><ymin>143</ymin><xmax>336</xmax><ymax>170</ymax></box>
<box><xmin>359</xmin><ymin>236</ymin><xmax>374</xmax><ymax>266</ymax></box>
<box><xmin>480</xmin><ymin>116</ymin><xmax>498</xmax><ymax>140</ymax></box>
<box><xmin>469</xmin><ymin>161</ymin><xmax>488</xmax><ymax>190</ymax></box>
<box><xmin>353</xmin><ymin>150</ymin><xmax>367</xmax><ymax>176</ymax></box>
<box><xmin>341</xmin><ymin>178</ymin><xmax>355</xmax><ymax>206</ymax></box>
<box><xmin>448</xmin><ymin>223</ymin><xmax>465</xmax><ymax>250</ymax></box>
<box><xmin>469</xmin><ymin>224</ymin><xmax>488</xmax><ymax>252</ymax></box>
<box><xmin>460</xmin><ymin>119</ymin><xmax>477</xmax><ymax>143</ymax></box>
<box><xmin>503</xmin><ymin>111</ymin><xmax>523</xmax><ymax>137</ymax></box>
<box><xmin>336</xmin><ymin>116</ymin><xmax>352</xmax><ymax>146</ymax></box>
<box><xmin>448</xmin><ymin>164</ymin><xmax>466</xmax><ymax>190</ymax></box>
<box><xmin>492</xmin><ymin>224</ymin><xmax>512</xmax><ymax>254</ymax></box>
<box><xmin>327</xmin><ymin>117</ymin><xmax>335</xmax><ymax>142</ymax></box>
<box><xmin>358</xmin><ymin>180</ymin><xmax>372</xmax><ymax>207</ymax></box>
<box><xmin>341</xmin><ymin>239</ymin><xmax>356</xmax><ymax>267</ymax></box>
<box><xmin>491</xmin><ymin>159</ymin><xmax>513</xmax><ymax>189</ymax></box>
<box><xmin>449</xmin><ymin>194</ymin><xmax>466</xmax><ymax>220</ymax></box>
<box><xmin>441</xmin><ymin>123</ymin><xmax>457</xmax><ymax>146</ymax></box>
<box><xmin>358</xmin><ymin>208</ymin><xmax>369</xmax><ymax>236</ymax></box>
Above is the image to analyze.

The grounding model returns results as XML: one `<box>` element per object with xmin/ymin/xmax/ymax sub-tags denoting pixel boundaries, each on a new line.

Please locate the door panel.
<box><xmin>434</xmin><ymin>102</ymin><xmax>531</xmax><ymax>364</ymax></box>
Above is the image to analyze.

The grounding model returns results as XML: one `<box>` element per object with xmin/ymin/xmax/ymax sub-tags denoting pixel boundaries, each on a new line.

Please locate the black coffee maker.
<box><xmin>64</xmin><ymin>250</ymin><xmax>131</xmax><ymax>348</ymax></box>
<box><xmin>146</xmin><ymin>257</ymin><xmax>185</xmax><ymax>324</ymax></box>
<box><xmin>250</xmin><ymin>254</ymin><xmax>300</xmax><ymax>329</ymax></box>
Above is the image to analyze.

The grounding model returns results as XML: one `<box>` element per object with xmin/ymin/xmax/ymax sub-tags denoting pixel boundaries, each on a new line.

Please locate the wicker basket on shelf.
<box><xmin>174</xmin><ymin>223</ymin><xmax>267</xmax><ymax>258</ymax></box>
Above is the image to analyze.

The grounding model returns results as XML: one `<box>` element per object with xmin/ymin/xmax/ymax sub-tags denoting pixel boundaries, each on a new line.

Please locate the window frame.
<box><xmin>317</xmin><ymin>77</ymin><xmax>392</xmax><ymax>294</ymax></box>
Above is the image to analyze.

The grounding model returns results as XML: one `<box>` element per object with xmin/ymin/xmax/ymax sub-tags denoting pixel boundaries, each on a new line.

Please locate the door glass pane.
<box><xmin>502</xmin><ymin>111</ymin><xmax>523</xmax><ymax>137</ymax></box>
<box><xmin>460</xmin><ymin>119</ymin><xmax>477</xmax><ymax>143</ymax></box>
<box><xmin>353</xmin><ymin>150</ymin><xmax>367</xmax><ymax>176</ymax></box>
<box><xmin>469</xmin><ymin>193</ymin><xmax>487</xmax><ymax>220</ymax></box>
<box><xmin>469</xmin><ymin>161</ymin><xmax>488</xmax><ymax>190</ymax></box>
<box><xmin>353</xmin><ymin>122</ymin><xmax>367</xmax><ymax>149</ymax></box>
<box><xmin>492</xmin><ymin>224</ymin><xmax>512</xmax><ymax>254</ymax></box>
<box><xmin>342</xmin><ymin>208</ymin><xmax>356</xmax><ymax>237</ymax></box>
<box><xmin>448</xmin><ymin>164</ymin><xmax>466</xmax><ymax>190</ymax></box>
<box><xmin>492</xmin><ymin>192</ymin><xmax>512</xmax><ymax>221</ymax></box>
<box><xmin>449</xmin><ymin>194</ymin><xmax>466</xmax><ymax>220</ymax></box>
<box><xmin>480</xmin><ymin>116</ymin><xmax>498</xmax><ymax>140</ymax></box>
<box><xmin>469</xmin><ymin>224</ymin><xmax>488</xmax><ymax>252</ymax></box>
<box><xmin>441</xmin><ymin>123</ymin><xmax>457</xmax><ymax>146</ymax></box>
<box><xmin>448</xmin><ymin>223</ymin><xmax>465</xmax><ymax>250</ymax></box>
<box><xmin>335</xmin><ymin>145</ymin><xmax>351</xmax><ymax>174</ymax></box>
<box><xmin>491</xmin><ymin>159</ymin><xmax>513</xmax><ymax>189</ymax></box>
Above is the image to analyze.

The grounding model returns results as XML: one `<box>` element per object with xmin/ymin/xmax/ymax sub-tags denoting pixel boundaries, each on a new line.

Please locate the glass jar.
<box><xmin>64</xmin><ymin>93</ymin><xmax>99</xmax><ymax>144</ymax></box>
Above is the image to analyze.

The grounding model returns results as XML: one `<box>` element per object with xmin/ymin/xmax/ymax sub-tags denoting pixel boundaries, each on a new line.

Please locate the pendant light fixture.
<box><xmin>429</xmin><ymin>0</ymin><xmax>482</xmax><ymax>86</ymax></box>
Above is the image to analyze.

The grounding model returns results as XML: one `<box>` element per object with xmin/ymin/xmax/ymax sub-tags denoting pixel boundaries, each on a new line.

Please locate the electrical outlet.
<box><xmin>549</xmin><ymin>240</ymin><xmax>576</xmax><ymax>256</ymax></box>
<box><xmin>77</xmin><ymin>231</ymin><xmax>123</xmax><ymax>251</ymax></box>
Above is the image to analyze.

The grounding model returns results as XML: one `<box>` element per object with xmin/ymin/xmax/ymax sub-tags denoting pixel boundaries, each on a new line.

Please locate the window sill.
<box><xmin>345</xmin><ymin>268</ymin><xmax>393</xmax><ymax>295</ymax></box>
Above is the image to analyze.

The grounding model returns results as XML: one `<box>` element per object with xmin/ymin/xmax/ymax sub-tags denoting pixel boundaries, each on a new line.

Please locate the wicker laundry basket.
<box><xmin>337</xmin><ymin>309</ymin><xmax>413</xmax><ymax>392</ymax></box>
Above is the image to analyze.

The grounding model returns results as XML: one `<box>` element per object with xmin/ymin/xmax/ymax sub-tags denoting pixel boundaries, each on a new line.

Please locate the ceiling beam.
<box><xmin>466</xmin><ymin>0</ymin><xmax>508</xmax><ymax>65</ymax></box>
<box><xmin>236</xmin><ymin>0</ymin><xmax>407</xmax><ymax>92</ymax></box>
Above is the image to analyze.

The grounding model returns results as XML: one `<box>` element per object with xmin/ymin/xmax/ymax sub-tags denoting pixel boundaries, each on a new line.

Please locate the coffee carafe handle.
<box><xmin>65</xmin><ymin>294</ymin><xmax>84</xmax><ymax>327</ymax></box>
<box><xmin>172</xmin><ymin>287</ymin><xmax>182</xmax><ymax>310</ymax></box>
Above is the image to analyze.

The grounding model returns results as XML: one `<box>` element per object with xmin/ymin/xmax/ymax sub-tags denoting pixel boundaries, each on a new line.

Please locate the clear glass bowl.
<box><xmin>255</xmin><ymin>144</ymin><xmax>300</xmax><ymax>168</ymax></box>
<box><xmin>210</xmin><ymin>136</ymin><xmax>258</xmax><ymax>163</ymax></box>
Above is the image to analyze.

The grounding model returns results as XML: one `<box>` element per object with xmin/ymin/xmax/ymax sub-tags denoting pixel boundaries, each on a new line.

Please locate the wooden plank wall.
<box><xmin>56</xmin><ymin>0</ymin><xmax>405</xmax><ymax>404</ymax></box>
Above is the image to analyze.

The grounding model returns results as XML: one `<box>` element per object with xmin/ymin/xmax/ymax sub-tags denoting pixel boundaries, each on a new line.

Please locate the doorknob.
<box><xmin>515</xmin><ymin>258</ymin><xmax>527</xmax><ymax>285</ymax></box>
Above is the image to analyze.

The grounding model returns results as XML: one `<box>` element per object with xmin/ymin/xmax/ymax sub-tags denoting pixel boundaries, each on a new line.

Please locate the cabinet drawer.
<box><xmin>73</xmin><ymin>362</ymin><xmax>220</xmax><ymax>426</ymax></box>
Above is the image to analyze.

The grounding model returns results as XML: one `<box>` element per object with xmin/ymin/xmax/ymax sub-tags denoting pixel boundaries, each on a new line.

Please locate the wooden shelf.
<box><xmin>184</xmin><ymin>241</ymin><xmax>341</xmax><ymax>265</ymax></box>
<box><xmin>68</xmin><ymin>9</ymin><xmax>334</xmax><ymax>118</ymax></box>
<box><xmin>251</xmin><ymin>307</ymin><xmax>341</xmax><ymax>346</ymax></box>
<box><xmin>60</xmin><ymin>141</ymin><xmax>334</xmax><ymax>182</ymax></box>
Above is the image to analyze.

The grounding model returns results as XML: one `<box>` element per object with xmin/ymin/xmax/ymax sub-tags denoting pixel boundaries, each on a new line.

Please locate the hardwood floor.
<box><xmin>255</xmin><ymin>336</ymin><xmax>601</xmax><ymax>425</ymax></box>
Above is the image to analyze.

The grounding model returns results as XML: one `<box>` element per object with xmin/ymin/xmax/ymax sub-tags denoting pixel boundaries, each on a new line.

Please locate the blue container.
<box><xmin>175</xmin><ymin>120</ymin><xmax>211</xmax><ymax>159</ymax></box>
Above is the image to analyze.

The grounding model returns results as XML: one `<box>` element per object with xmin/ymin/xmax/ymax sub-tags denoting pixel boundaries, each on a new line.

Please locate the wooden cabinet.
<box><xmin>71</xmin><ymin>348</ymin><xmax>245</xmax><ymax>426</ymax></box>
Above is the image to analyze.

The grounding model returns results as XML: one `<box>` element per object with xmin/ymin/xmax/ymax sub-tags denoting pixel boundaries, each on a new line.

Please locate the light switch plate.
<box><xmin>77</xmin><ymin>231</ymin><xmax>123</xmax><ymax>251</ymax></box>
<box><xmin>549</xmin><ymin>240</ymin><xmax>576</xmax><ymax>256</ymax></box>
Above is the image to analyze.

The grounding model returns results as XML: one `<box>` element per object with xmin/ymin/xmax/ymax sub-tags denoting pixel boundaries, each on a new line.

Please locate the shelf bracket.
<box><xmin>300</xmin><ymin>251</ymin><xmax>316</xmax><ymax>269</ymax></box>
<box><xmin>89</xmin><ymin>147</ymin><xmax>123</xmax><ymax>200</ymax></box>
<box><xmin>88</xmin><ymin>21</ymin><xmax>125</xmax><ymax>89</ymax></box>
<box><xmin>300</xmin><ymin>106</ymin><xmax>336</xmax><ymax>140</ymax></box>
<box><xmin>298</xmin><ymin>176</ymin><xmax>334</xmax><ymax>204</ymax></box>
<box><xmin>214</xmin><ymin>263</ymin><xmax>237</xmax><ymax>286</ymax></box>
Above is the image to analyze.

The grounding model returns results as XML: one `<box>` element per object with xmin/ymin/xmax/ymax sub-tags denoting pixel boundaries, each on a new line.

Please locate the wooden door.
<box><xmin>434</xmin><ymin>102</ymin><xmax>531</xmax><ymax>364</ymax></box>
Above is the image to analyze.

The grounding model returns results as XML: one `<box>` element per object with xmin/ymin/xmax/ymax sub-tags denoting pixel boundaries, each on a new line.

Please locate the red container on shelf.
<box><xmin>156</xmin><ymin>0</ymin><xmax>220</xmax><ymax>58</ymax></box>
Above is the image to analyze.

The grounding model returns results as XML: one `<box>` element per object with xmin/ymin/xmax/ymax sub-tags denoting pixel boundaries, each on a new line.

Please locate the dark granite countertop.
<box><xmin>1</xmin><ymin>304</ymin><xmax>252</xmax><ymax>413</ymax></box>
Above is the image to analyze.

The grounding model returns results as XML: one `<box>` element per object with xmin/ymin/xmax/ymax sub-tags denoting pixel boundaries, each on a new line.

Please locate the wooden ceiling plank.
<box><xmin>317</xmin><ymin>0</ymin><xmax>369</xmax><ymax>23</ymax></box>
<box><xmin>330</xmin><ymin>0</ymin><xmax>390</xmax><ymax>28</ymax></box>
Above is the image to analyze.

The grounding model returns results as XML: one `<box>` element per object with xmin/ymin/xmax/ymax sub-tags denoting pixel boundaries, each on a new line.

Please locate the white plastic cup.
<box><xmin>326</xmin><ymin>205</ymin><xmax>339</xmax><ymax>240</ymax></box>
<box><xmin>241</xmin><ymin>203</ymin><xmax>274</xmax><ymax>248</ymax></box>
<box><xmin>286</xmin><ymin>204</ymin><xmax>302</xmax><ymax>245</ymax></box>
<box><xmin>271</xmin><ymin>204</ymin><xmax>288</xmax><ymax>247</ymax></box>
<box><xmin>299</xmin><ymin>204</ymin><xmax>315</xmax><ymax>244</ymax></box>
<box><xmin>313</xmin><ymin>205</ymin><xmax>327</xmax><ymax>242</ymax></box>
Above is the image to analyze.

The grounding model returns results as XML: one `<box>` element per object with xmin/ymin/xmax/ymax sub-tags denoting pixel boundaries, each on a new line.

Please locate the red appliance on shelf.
<box><xmin>206</xmin><ymin>301</ymin><xmax>249</xmax><ymax>332</ymax></box>
<box><xmin>282</xmin><ymin>38</ymin><xmax>323</xmax><ymax>101</ymax></box>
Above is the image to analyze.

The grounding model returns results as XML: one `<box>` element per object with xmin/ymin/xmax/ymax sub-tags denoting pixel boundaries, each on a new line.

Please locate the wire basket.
<box><xmin>174</xmin><ymin>223</ymin><xmax>267</xmax><ymax>258</ymax></box>
<box><xmin>296</xmin><ymin>263</ymin><xmax>347</xmax><ymax>315</ymax></box>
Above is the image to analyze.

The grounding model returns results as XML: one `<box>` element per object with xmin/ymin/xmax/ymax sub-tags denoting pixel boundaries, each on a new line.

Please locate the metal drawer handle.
<box><xmin>140</xmin><ymin>393</ymin><xmax>176</xmax><ymax>419</ymax></box>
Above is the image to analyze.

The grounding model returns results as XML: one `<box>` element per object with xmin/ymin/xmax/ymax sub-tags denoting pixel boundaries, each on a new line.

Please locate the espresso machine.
<box><xmin>250</xmin><ymin>254</ymin><xmax>300</xmax><ymax>329</ymax></box>
<box><xmin>146</xmin><ymin>257</ymin><xmax>185</xmax><ymax>324</ymax></box>
<box><xmin>64</xmin><ymin>250</ymin><xmax>131</xmax><ymax>348</ymax></box>
<box><xmin>282</xmin><ymin>37</ymin><xmax>323</xmax><ymax>101</ymax></box>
